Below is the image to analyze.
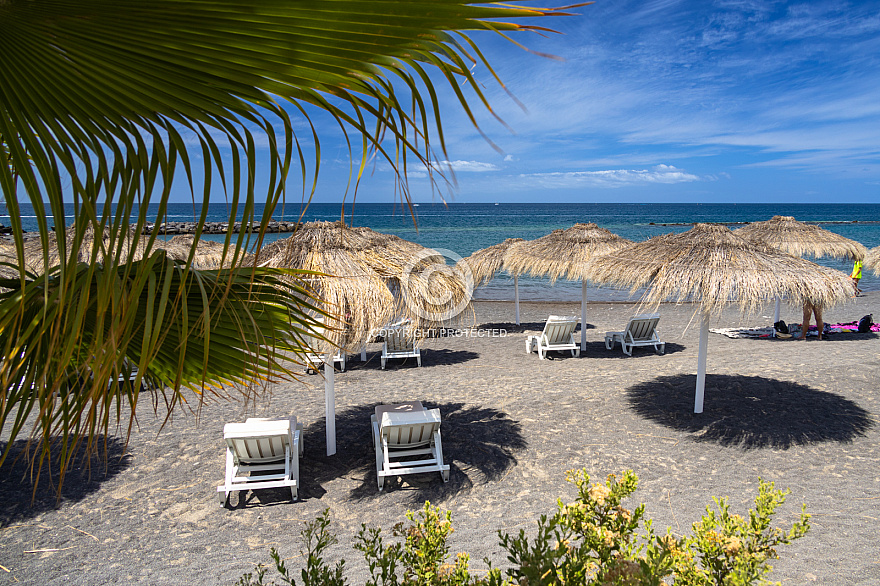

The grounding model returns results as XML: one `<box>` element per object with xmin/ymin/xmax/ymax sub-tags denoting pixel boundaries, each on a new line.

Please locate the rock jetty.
<box><xmin>143</xmin><ymin>221</ymin><xmax>299</xmax><ymax>235</ymax></box>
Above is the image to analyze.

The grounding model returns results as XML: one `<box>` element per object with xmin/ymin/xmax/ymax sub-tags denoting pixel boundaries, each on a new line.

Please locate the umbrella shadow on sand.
<box><xmin>297</xmin><ymin>402</ymin><xmax>526</xmax><ymax>505</ymax></box>
<box><xmin>626</xmin><ymin>374</ymin><xmax>873</xmax><ymax>449</ymax></box>
<box><xmin>0</xmin><ymin>436</ymin><xmax>130</xmax><ymax>525</ymax></box>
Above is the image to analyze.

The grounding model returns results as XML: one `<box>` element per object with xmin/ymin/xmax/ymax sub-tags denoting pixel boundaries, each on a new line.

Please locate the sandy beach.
<box><xmin>1</xmin><ymin>294</ymin><xmax>878</xmax><ymax>585</ymax></box>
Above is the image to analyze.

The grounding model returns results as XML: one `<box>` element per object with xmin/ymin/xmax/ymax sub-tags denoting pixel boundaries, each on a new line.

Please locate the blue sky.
<box><xmin>180</xmin><ymin>0</ymin><xmax>880</xmax><ymax>205</ymax></box>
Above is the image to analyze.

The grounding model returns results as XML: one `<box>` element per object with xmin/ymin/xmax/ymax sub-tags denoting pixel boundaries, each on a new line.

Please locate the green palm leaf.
<box><xmin>0</xmin><ymin>0</ymin><xmax>577</xmax><ymax>491</ymax></box>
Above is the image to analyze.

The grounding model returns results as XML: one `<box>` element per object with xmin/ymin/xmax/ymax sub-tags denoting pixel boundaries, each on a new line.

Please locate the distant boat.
<box><xmin>413</xmin><ymin>203</ymin><xmax>420</xmax><ymax>207</ymax></box>
<box><xmin>495</xmin><ymin>202</ymin><xmax>500</xmax><ymax>205</ymax></box>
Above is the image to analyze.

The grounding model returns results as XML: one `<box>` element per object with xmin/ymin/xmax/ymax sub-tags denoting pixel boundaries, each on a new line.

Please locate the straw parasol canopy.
<box><xmin>460</xmin><ymin>238</ymin><xmax>525</xmax><ymax>287</ymax></box>
<box><xmin>457</xmin><ymin>238</ymin><xmax>525</xmax><ymax>324</ymax></box>
<box><xmin>735</xmin><ymin>216</ymin><xmax>867</xmax><ymax>261</ymax></box>
<box><xmin>504</xmin><ymin>223</ymin><xmax>633</xmax><ymax>283</ymax></box>
<box><xmin>254</xmin><ymin>222</ymin><xmax>395</xmax><ymax>354</ymax></box>
<box><xmin>156</xmin><ymin>235</ymin><xmax>252</xmax><ymax>269</ymax></box>
<box><xmin>586</xmin><ymin>223</ymin><xmax>853</xmax><ymax>413</ymax></box>
<box><xmin>865</xmin><ymin>246</ymin><xmax>880</xmax><ymax>276</ymax></box>
<box><xmin>21</xmin><ymin>224</ymin><xmax>152</xmax><ymax>272</ymax></box>
<box><xmin>256</xmin><ymin>221</ymin><xmax>471</xmax><ymax>338</ymax></box>
<box><xmin>589</xmin><ymin>223</ymin><xmax>853</xmax><ymax>315</ymax></box>
<box><xmin>503</xmin><ymin>223</ymin><xmax>633</xmax><ymax>347</ymax></box>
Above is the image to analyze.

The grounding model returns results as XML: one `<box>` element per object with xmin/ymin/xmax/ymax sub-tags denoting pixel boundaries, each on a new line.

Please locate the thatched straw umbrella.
<box><xmin>864</xmin><ymin>246</ymin><xmax>880</xmax><ymax>276</ymax></box>
<box><xmin>586</xmin><ymin>223</ymin><xmax>853</xmax><ymax>413</ymax></box>
<box><xmin>736</xmin><ymin>216</ymin><xmax>867</xmax><ymax>260</ymax></box>
<box><xmin>156</xmin><ymin>235</ymin><xmax>252</xmax><ymax>269</ymax></box>
<box><xmin>21</xmin><ymin>224</ymin><xmax>151</xmax><ymax>271</ymax></box>
<box><xmin>457</xmin><ymin>238</ymin><xmax>525</xmax><ymax>324</ymax></box>
<box><xmin>735</xmin><ymin>216</ymin><xmax>867</xmax><ymax>322</ymax></box>
<box><xmin>255</xmin><ymin>221</ymin><xmax>472</xmax><ymax>455</ymax></box>
<box><xmin>504</xmin><ymin>224</ymin><xmax>633</xmax><ymax>349</ymax></box>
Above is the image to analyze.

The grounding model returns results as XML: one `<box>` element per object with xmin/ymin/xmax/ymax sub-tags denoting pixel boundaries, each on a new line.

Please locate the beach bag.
<box><xmin>773</xmin><ymin>320</ymin><xmax>789</xmax><ymax>335</ymax></box>
<box><xmin>858</xmin><ymin>314</ymin><xmax>873</xmax><ymax>333</ymax></box>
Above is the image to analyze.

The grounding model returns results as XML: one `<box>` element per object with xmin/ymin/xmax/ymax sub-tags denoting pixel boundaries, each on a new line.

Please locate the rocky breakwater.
<box><xmin>143</xmin><ymin>221</ymin><xmax>299</xmax><ymax>235</ymax></box>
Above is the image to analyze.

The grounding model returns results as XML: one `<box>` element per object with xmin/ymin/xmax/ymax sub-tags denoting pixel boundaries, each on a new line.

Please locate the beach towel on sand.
<box><xmin>710</xmin><ymin>327</ymin><xmax>774</xmax><ymax>338</ymax></box>
<box><xmin>829</xmin><ymin>320</ymin><xmax>880</xmax><ymax>333</ymax></box>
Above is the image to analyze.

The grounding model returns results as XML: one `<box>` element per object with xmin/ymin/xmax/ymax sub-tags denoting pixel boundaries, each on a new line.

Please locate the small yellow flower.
<box><xmin>589</xmin><ymin>483</ymin><xmax>612</xmax><ymax>505</ymax></box>
<box><xmin>723</xmin><ymin>536</ymin><xmax>742</xmax><ymax>556</ymax></box>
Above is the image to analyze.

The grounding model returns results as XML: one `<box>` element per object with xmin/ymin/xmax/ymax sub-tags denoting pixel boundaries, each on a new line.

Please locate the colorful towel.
<box><xmin>828</xmin><ymin>321</ymin><xmax>880</xmax><ymax>332</ymax></box>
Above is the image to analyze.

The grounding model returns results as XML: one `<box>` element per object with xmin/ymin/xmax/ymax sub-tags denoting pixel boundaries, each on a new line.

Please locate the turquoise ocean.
<box><xmin>4</xmin><ymin>202</ymin><xmax>878</xmax><ymax>302</ymax></box>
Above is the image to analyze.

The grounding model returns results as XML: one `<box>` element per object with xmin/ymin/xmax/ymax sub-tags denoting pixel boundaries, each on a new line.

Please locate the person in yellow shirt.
<box><xmin>851</xmin><ymin>259</ymin><xmax>863</xmax><ymax>296</ymax></box>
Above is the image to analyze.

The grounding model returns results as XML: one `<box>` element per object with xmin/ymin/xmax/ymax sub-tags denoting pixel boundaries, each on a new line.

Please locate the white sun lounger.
<box><xmin>217</xmin><ymin>416</ymin><xmax>303</xmax><ymax>505</ymax></box>
<box><xmin>605</xmin><ymin>313</ymin><xmax>665</xmax><ymax>356</ymax></box>
<box><xmin>525</xmin><ymin>315</ymin><xmax>581</xmax><ymax>360</ymax></box>
<box><xmin>372</xmin><ymin>402</ymin><xmax>449</xmax><ymax>490</ymax></box>
<box><xmin>381</xmin><ymin>323</ymin><xmax>421</xmax><ymax>369</ymax></box>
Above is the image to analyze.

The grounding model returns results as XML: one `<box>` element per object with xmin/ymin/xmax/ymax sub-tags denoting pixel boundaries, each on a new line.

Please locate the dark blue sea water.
<box><xmin>3</xmin><ymin>202</ymin><xmax>878</xmax><ymax>301</ymax></box>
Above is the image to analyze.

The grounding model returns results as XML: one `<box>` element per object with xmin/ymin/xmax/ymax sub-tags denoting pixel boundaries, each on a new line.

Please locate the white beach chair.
<box><xmin>525</xmin><ymin>315</ymin><xmax>581</xmax><ymax>360</ymax></box>
<box><xmin>217</xmin><ymin>416</ymin><xmax>303</xmax><ymax>505</ymax></box>
<box><xmin>302</xmin><ymin>319</ymin><xmax>345</xmax><ymax>373</ymax></box>
<box><xmin>372</xmin><ymin>402</ymin><xmax>449</xmax><ymax>490</ymax></box>
<box><xmin>381</xmin><ymin>323</ymin><xmax>421</xmax><ymax>369</ymax></box>
<box><xmin>604</xmin><ymin>313</ymin><xmax>665</xmax><ymax>356</ymax></box>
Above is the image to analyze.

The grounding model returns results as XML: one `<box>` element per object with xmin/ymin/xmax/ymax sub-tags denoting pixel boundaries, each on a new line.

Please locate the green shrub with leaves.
<box><xmin>235</xmin><ymin>509</ymin><xmax>345</xmax><ymax>586</ymax></box>
<box><xmin>238</xmin><ymin>471</ymin><xmax>810</xmax><ymax>586</ymax></box>
<box><xmin>668</xmin><ymin>479</ymin><xmax>811</xmax><ymax>586</ymax></box>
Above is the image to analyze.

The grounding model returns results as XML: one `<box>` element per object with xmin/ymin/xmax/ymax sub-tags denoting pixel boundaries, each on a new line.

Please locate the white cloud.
<box><xmin>515</xmin><ymin>164</ymin><xmax>702</xmax><ymax>189</ymax></box>
<box><xmin>432</xmin><ymin>160</ymin><xmax>499</xmax><ymax>172</ymax></box>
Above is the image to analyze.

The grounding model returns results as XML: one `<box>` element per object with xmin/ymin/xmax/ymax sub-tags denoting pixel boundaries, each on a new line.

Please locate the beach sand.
<box><xmin>1</xmin><ymin>294</ymin><xmax>878</xmax><ymax>584</ymax></box>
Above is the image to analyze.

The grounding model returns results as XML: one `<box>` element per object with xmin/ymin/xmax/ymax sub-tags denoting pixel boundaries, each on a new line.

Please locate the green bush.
<box><xmin>237</xmin><ymin>470</ymin><xmax>810</xmax><ymax>585</ymax></box>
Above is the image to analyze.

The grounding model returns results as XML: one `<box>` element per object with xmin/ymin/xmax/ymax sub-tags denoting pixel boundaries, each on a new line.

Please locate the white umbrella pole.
<box><xmin>694</xmin><ymin>313</ymin><xmax>709</xmax><ymax>414</ymax></box>
<box><xmin>324</xmin><ymin>352</ymin><xmax>336</xmax><ymax>456</ymax></box>
<box><xmin>773</xmin><ymin>296</ymin><xmax>781</xmax><ymax>324</ymax></box>
<box><xmin>514</xmin><ymin>275</ymin><xmax>520</xmax><ymax>326</ymax></box>
<box><xmin>581</xmin><ymin>280</ymin><xmax>587</xmax><ymax>351</ymax></box>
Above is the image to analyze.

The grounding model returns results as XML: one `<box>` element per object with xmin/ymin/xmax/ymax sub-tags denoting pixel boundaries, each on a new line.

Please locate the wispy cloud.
<box><xmin>432</xmin><ymin>160</ymin><xmax>499</xmax><ymax>172</ymax></box>
<box><xmin>515</xmin><ymin>165</ymin><xmax>702</xmax><ymax>189</ymax></box>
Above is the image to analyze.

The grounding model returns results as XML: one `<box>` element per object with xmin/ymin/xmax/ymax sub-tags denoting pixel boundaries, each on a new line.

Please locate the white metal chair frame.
<box><xmin>381</xmin><ymin>326</ymin><xmax>421</xmax><ymax>369</ymax></box>
<box><xmin>525</xmin><ymin>315</ymin><xmax>581</xmax><ymax>360</ymax></box>
<box><xmin>604</xmin><ymin>313</ymin><xmax>665</xmax><ymax>356</ymax></box>
<box><xmin>302</xmin><ymin>319</ymin><xmax>346</xmax><ymax>372</ymax></box>
<box><xmin>371</xmin><ymin>402</ymin><xmax>449</xmax><ymax>490</ymax></box>
<box><xmin>217</xmin><ymin>416</ymin><xmax>303</xmax><ymax>505</ymax></box>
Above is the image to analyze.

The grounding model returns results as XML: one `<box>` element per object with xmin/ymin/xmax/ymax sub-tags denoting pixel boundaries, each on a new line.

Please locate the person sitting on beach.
<box><xmin>799</xmin><ymin>300</ymin><xmax>824</xmax><ymax>340</ymax></box>
<box><xmin>851</xmin><ymin>259</ymin><xmax>863</xmax><ymax>296</ymax></box>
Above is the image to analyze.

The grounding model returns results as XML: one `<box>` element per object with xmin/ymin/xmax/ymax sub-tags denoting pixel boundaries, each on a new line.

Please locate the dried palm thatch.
<box><xmin>254</xmin><ymin>220</ymin><xmax>472</xmax><ymax>347</ymax></box>
<box><xmin>21</xmin><ymin>224</ymin><xmax>151</xmax><ymax>272</ymax></box>
<box><xmin>458</xmin><ymin>238</ymin><xmax>525</xmax><ymax>287</ymax></box>
<box><xmin>0</xmin><ymin>242</ymin><xmax>20</xmax><ymax>281</ymax></box>
<box><xmin>254</xmin><ymin>222</ymin><xmax>395</xmax><ymax>353</ymax></box>
<box><xmin>735</xmin><ymin>215</ymin><xmax>867</xmax><ymax>261</ymax></box>
<box><xmin>156</xmin><ymin>235</ymin><xmax>251</xmax><ymax>269</ymax></box>
<box><xmin>864</xmin><ymin>245</ymin><xmax>880</xmax><ymax>276</ymax></box>
<box><xmin>504</xmin><ymin>223</ymin><xmax>633</xmax><ymax>282</ymax></box>
<box><xmin>586</xmin><ymin>223</ymin><xmax>853</xmax><ymax>316</ymax></box>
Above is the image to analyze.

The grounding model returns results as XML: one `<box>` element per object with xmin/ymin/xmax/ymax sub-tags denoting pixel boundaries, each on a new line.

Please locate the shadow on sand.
<box><xmin>296</xmin><ymin>402</ymin><xmax>526</xmax><ymax>505</ymax></box>
<box><xmin>0</xmin><ymin>436</ymin><xmax>131</xmax><ymax>526</ymax></box>
<box><xmin>581</xmin><ymin>340</ymin><xmax>686</xmax><ymax>358</ymax></box>
<box><xmin>626</xmin><ymin>374</ymin><xmax>874</xmax><ymax>449</ymax></box>
<box><xmin>478</xmin><ymin>321</ymin><xmax>597</xmax><ymax>333</ymax></box>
